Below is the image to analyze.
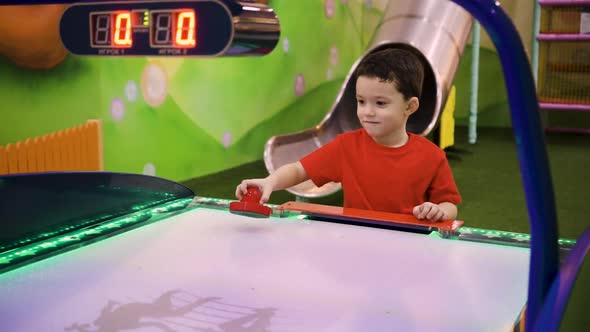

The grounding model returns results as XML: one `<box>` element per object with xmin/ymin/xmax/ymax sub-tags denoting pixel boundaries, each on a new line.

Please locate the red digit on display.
<box><xmin>114</xmin><ymin>12</ymin><xmax>132</xmax><ymax>47</ymax></box>
<box><xmin>175</xmin><ymin>10</ymin><xmax>196</xmax><ymax>47</ymax></box>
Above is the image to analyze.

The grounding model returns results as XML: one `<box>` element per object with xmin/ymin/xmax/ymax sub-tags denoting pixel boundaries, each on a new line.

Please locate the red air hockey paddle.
<box><xmin>230</xmin><ymin>186</ymin><xmax>272</xmax><ymax>218</ymax></box>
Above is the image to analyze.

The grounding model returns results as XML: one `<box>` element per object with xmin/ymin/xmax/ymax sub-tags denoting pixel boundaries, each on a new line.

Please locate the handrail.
<box><xmin>449</xmin><ymin>1</ymin><xmax>560</xmax><ymax>330</ymax></box>
<box><xmin>533</xmin><ymin>227</ymin><xmax>590</xmax><ymax>331</ymax></box>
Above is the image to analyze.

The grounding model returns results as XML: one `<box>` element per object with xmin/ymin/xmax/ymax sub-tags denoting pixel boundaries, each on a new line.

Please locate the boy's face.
<box><xmin>355</xmin><ymin>75</ymin><xmax>417</xmax><ymax>145</ymax></box>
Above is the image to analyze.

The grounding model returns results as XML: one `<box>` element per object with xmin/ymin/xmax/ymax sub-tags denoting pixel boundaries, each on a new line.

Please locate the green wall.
<box><xmin>0</xmin><ymin>0</ymin><xmax>385</xmax><ymax>181</ymax></box>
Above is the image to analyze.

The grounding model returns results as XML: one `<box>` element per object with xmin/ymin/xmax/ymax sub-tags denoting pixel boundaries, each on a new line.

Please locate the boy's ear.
<box><xmin>405</xmin><ymin>97</ymin><xmax>419</xmax><ymax>116</ymax></box>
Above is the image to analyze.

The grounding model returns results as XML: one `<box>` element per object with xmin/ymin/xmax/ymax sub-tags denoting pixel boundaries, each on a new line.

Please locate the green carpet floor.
<box><xmin>183</xmin><ymin>126</ymin><xmax>589</xmax><ymax>331</ymax></box>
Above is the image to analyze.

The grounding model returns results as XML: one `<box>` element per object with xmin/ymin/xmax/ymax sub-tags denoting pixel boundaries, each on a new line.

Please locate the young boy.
<box><xmin>235</xmin><ymin>48</ymin><xmax>461</xmax><ymax>221</ymax></box>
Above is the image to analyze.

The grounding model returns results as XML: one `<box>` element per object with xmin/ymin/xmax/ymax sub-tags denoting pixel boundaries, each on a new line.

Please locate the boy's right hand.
<box><xmin>235</xmin><ymin>178</ymin><xmax>274</xmax><ymax>204</ymax></box>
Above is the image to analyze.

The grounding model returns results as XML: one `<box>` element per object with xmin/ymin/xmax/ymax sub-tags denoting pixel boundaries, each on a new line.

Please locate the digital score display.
<box><xmin>88</xmin><ymin>10</ymin><xmax>197</xmax><ymax>49</ymax></box>
<box><xmin>60</xmin><ymin>1</ymin><xmax>236</xmax><ymax>56</ymax></box>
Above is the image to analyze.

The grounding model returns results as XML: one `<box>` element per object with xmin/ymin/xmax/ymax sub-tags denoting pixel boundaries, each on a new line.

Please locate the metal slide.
<box><xmin>264</xmin><ymin>0</ymin><xmax>473</xmax><ymax>198</ymax></box>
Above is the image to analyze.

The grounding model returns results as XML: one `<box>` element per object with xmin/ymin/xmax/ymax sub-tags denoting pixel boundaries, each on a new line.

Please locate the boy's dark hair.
<box><xmin>355</xmin><ymin>48</ymin><xmax>424</xmax><ymax>100</ymax></box>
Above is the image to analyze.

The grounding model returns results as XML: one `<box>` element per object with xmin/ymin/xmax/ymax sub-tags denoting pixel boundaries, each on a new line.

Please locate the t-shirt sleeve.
<box><xmin>300</xmin><ymin>137</ymin><xmax>342</xmax><ymax>187</ymax></box>
<box><xmin>428</xmin><ymin>157</ymin><xmax>462</xmax><ymax>205</ymax></box>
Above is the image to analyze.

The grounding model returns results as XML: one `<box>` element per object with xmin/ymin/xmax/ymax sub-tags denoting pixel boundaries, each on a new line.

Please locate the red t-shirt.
<box><xmin>300</xmin><ymin>129</ymin><xmax>462</xmax><ymax>214</ymax></box>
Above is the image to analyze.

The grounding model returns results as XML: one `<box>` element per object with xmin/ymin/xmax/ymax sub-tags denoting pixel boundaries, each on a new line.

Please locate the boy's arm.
<box><xmin>419</xmin><ymin>155</ymin><xmax>460</xmax><ymax>221</ymax></box>
<box><xmin>268</xmin><ymin>161</ymin><xmax>309</xmax><ymax>191</ymax></box>
<box><xmin>413</xmin><ymin>201</ymin><xmax>458</xmax><ymax>221</ymax></box>
<box><xmin>437</xmin><ymin>202</ymin><xmax>457</xmax><ymax>220</ymax></box>
<box><xmin>236</xmin><ymin>162</ymin><xmax>309</xmax><ymax>204</ymax></box>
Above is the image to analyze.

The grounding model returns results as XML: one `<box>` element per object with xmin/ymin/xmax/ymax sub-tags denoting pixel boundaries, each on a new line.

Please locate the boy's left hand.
<box><xmin>413</xmin><ymin>202</ymin><xmax>446</xmax><ymax>221</ymax></box>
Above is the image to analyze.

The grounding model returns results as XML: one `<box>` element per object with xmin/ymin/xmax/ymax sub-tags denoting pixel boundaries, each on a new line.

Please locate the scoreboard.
<box><xmin>59</xmin><ymin>0</ymin><xmax>280</xmax><ymax>56</ymax></box>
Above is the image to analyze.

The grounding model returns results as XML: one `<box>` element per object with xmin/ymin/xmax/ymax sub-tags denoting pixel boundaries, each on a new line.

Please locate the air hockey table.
<box><xmin>1</xmin><ymin>0</ymin><xmax>588</xmax><ymax>331</ymax></box>
<box><xmin>0</xmin><ymin>171</ymin><xmax>545</xmax><ymax>332</ymax></box>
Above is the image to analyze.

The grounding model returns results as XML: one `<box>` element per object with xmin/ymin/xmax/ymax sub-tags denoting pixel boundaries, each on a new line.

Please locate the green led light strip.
<box><xmin>191</xmin><ymin>197</ymin><xmax>318</xmax><ymax>223</ymax></box>
<box><xmin>4</xmin><ymin>193</ymin><xmax>576</xmax><ymax>274</ymax></box>
<box><xmin>457</xmin><ymin>226</ymin><xmax>576</xmax><ymax>246</ymax></box>
<box><xmin>191</xmin><ymin>196</ymin><xmax>279</xmax><ymax>208</ymax></box>
<box><xmin>0</xmin><ymin>198</ymin><xmax>193</xmax><ymax>273</ymax></box>
<box><xmin>190</xmin><ymin>197</ymin><xmax>579</xmax><ymax>247</ymax></box>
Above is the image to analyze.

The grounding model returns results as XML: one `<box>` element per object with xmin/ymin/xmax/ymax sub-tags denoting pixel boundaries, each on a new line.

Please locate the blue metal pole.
<box><xmin>468</xmin><ymin>21</ymin><xmax>480</xmax><ymax>144</ymax></box>
<box><xmin>450</xmin><ymin>1</ymin><xmax>559</xmax><ymax>330</ymax></box>
<box><xmin>0</xmin><ymin>0</ymin><xmax>561</xmax><ymax>330</ymax></box>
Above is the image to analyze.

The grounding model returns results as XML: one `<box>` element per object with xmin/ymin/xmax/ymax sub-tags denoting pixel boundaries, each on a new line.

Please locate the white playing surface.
<box><xmin>0</xmin><ymin>207</ymin><xmax>530</xmax><ymax>332</ymax></box>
